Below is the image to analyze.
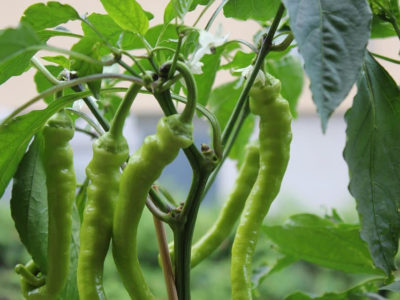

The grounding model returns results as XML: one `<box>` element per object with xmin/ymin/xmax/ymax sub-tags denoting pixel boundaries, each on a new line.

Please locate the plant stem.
<box><xmin>221</xmin><ymin>3</ymin><xmax>285</xmax><ymax>146</ymax></box>
<box><xmin>64</xmin><ymin>107</ymin><xmax>104</xmax><ymax>136</ymax></box>
<box><xmin>109</xmin><ymin>83</ymin><xmax>141</xmax><ymax>137</ymax></box>
<box><xmin>153</xmin><ymin>216</ymin><xmax>178</xmax><ymax>300</ymax></box>
<box><xmin>205</xmin><ymin>0</ymin><xmax>229</xmax><ymax>31</ymax></box>
<box><xmin>203</xmin><ymin>100</ymin><xmax>250</xmax><ymax>195</ymax></box>
<box><xmin>31</xmin><ymin>57</ymin><xmax>60</xmax><ymax>84</ymax></box>
<box><xmin>71</xmin><ymin>84</ymin><xmax>111</xmax><ymax>132</ymax></box>
<box><xmin>75</xmin><ymin>127</ymin><xmax>99</xmax><ymax>139</ymax></box>
<box><xmin>4</xmin><ymin>73</ymin><xmax>143</xmax><ymax>123</ymax></box>
<box><xmin>389</xmin><ymin>16</ymin><xmax>400</xmax><ymax>40</ymax></box>
<box><xmin>193</xmin><ymin>1</ymin><xmax>213</xmax><ymax>27</ymax></box>
<box><xmin>168</xmin><ymin>33</ymin><xmax>184</xmax><ymax>78</ymax></box>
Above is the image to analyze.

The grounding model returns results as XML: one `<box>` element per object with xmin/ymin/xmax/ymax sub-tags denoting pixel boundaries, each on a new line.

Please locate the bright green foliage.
<box><xmin>100</xmin><ymin>0</ymin><xmax>149</xmax><ymax>35</ymax></box>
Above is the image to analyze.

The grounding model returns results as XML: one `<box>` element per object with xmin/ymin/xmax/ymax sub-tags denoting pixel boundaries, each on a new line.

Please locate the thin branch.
<box><xmin>153</xmin><ymin>216</ymin><xmax>178</xmax><ymax>300</ymax></box>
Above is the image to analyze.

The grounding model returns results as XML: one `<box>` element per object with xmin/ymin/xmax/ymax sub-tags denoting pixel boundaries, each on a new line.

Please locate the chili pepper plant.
<box><xmin>0</xmin><ymin>0</ymin><xmax>400</xmax><ymax>299</ymax></box>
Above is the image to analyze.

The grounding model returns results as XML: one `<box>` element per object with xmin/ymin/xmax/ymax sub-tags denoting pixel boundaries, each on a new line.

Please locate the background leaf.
<box><xmin>208</xmin><ymin>81</ymin><xmax>255</xmax><ymax>167</ymax></box>
<box><xmin>195</xmin><ymin>47</ymin><xmax>224</xmax><ymax>106</ymax></box>
<box><xmin>100</xmin><ymin>0</ymin><xmax>149</xmax><ymax>35</ymax></box>
<box><xmin>0</xmin><ymin>23</ymin><xmax>42</xmax><ymax>84</ymax></box>
<box><xmin>70</xmin><ymin>37</ymin><xmax>104</xmax><ymax>98</ymax></box>
<box><xmin>282</xmin><ymin>0</ymin><xmax>372</xmax><ymax>130</ymax></box>
<box><xmin>266</xmin><ymin>54</ymin><xmax>303</xmax><ymax>118</ymax></box>
<box><xmin>10</xmin><ymin>135</ymin><xmax>48</xmax><ymax>273</ymax></box>
<box><xmin>263</xmin><ymin>214</ymin><xmax>383</xmax><ymax>275</ymax></box>
<box><xmin>223</xmin><ymin>0</ymin><xmax>281</xmax><ymax>22</ymax></box>
<box><xmin>343</xmin><ymin>52</ymin><xmax>400</xmax><ymax>275</ymax></box>
<box><xmin>20</xmin><ymin>1</ymin><xmax>79</xmax><ymax>31</ymax></box>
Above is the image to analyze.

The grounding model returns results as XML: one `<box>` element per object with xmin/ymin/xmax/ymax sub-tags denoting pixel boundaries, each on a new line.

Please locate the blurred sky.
<box><xmin>0</xmin><ymin>1</ymin><xmax>399</xmax><ymax>221</ymax></box>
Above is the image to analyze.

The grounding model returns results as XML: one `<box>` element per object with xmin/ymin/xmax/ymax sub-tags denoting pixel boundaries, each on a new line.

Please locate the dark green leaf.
<box><xmin>282</xmin><ymin>0</ymin><xmax>372</xmax><ymax>130</ymax></box>
<box><xmin>0</xmin><ymin>96</ymin><xmax>75</xmax><ymax>198</ymax></box>
<box><xmin>10</xmin><ymin>135</ymin><xmax>48</xmax><ymax>273</ymax></box>
<box><xmin>267</xmin><ymin>55</ymin><xmax>303</xmax><ymax>118</ymax></box>
<box><xmin>70</xmin><ymin>37</ymin><xmax>104</xmax><ymax>98</ymax></box>
<box><xmin>223</xmin><ymin>0</ymin><xmax>281</xmax><ymax>21</ymax></box>
<box><xmin>195</xmin><ymin>47</ymin><xmax>224</xmax><ymax>106</ymax></box>
<box><xmin>343</xmin><ymin>52</ymin><xmax>400</xmax><ymax>275</ymax></box>
<box><xmin>208</xmin><ymin>80</ymin><xmax>255</xmax><ymax>166</ymax></box>
<box><xmin>20</xmin><ymin>1</ymin><xmax>79</xmax><ymax>31</ymax></box>
<box><xmin>263</xmin><ymin>214</ymin><xmax>383</xmax><ymax>275</ymax></box>
<box><xmin>0</xmin><ymin>23</ymin><xmax>43</xmax><ymax>84</ymax></box>
<box><xmin>380</xmin><ymin>280</ymin><xmax>400</xmax><ymax>292</ymax></box>
<box><xmin>100</xmin><ymin>0</ymin><xmax>149</xmax><ymax>35</ymax></box>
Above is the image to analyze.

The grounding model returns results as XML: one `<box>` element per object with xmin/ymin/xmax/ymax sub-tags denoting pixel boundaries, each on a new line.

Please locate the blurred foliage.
<box><xmin>1</xmin><ymin>201</ymin><xmax>400</xmax><ymax>299</ymax></box>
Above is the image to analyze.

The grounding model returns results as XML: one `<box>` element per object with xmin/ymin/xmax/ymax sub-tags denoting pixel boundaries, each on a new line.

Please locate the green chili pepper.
<box><xmin>112</xmin><ymin>62</ymin><xmax>196</xmax><ymax>300</ymax></box>
<box><xmin>231</xmin><ymin>74</ymin><xmax>292</xmax><ymax>300</ymax></box>
<box><xmin>167</xmin><ymin>142</ymin><xmax>259</xmax><ymax>268</ymax></box>
<box><xmin>20</xmin><ymin>110</ymin><xmax>76</xmax><ymax>299</ymax></box>
<box><xmin>77</xmin><ymin>84</ymin><xmax>141</xmax><ymax>300</ymax></box>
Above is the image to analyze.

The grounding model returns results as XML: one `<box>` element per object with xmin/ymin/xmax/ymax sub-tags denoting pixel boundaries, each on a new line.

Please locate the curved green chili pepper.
<box><xmin>112</xmin><ymin>62</ymin><xmax>196</xmax><ymax>300</ymax></box>
<box><xmin>21</xmin><ymin>110</ymin><xmax>76</xmax><ymax>299</ymax></box>
<box><xmin>77</xmin><ymin>84</ymin><xmax>141</xmax><ymax>300</ymax></box>
<box><xmin>231</xmin><ymin>74</ymin><xmax>292</xmax><ymax>300</ymax></box>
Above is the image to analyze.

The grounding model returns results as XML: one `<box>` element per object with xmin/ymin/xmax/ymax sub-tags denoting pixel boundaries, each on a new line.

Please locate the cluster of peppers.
<box><xmin>14</xmin><ymin>58</ymin><xmax>292</xmax><ymax>299</ymax></box>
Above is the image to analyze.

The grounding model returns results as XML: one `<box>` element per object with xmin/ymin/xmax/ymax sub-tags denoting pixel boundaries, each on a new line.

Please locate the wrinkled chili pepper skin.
<box><xmin>78</xmin><ymin>133</ymin><xmax>129</xmax><ymax>300</ymax></box>
<box><xmin>231</xmin><ymin>75</ymin><xmax>292</xmax><ymax>300</ymax></box>
<box><xmin>186</xmin><ymin>142</ymin><xmax>260</xmax><ymax>268</ymax></box>
<box><xmin>112</xmin><ymin>115</ymin><xmax>192</xmax><ymax>300</ymax></box>
<box><xmin>26</xmin><ymin>111</ymin><xmax>76</xmax><ymax>299</ymax></box>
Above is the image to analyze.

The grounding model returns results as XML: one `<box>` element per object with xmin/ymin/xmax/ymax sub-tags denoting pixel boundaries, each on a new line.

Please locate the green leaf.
<box><xmin>282</xmin><ymin>0</ymin><xmax>372</xmax><ymax>131</ymax></box>
<box><xmin>370</xmin><ymin>15</ymin><xmax>397</xmax><ymax>38</ymax></box>
<box><xmin>100</xmin><ymin>0</ymin><xmax>149</xmax><ymax>35</ymax></box>
<box><xmin>0</xmin><ymin>23</ymin><xmax>43</xmax><ymax>84</ymax></box>
<box><xmin>343</xmin><ymin>52</ymin><xmax>400</xmax><ymax>275</ymax></box>
<box><xmin>285</xmin><ymin>278</ymin><xmax>382</xmax><ymax>299</ymax></box>
<box><xmin>10</xmin><ymin>135</ymin><xmax>48</xmax><ymax>273</ymax></box>
<box><xmin>70</xmin><ymin>37</ymin><xmax>104</xmax><ymax>98</ymax></box>
<box><xmin>82</xmin><ymin>13</ymin><xmax>123</xmax><ymax>46</ymax></box>
<box><xmin>263</xmin><ymin>214</ymin><xmax>383</xmax><ymax>275</ymax></box>
<box><xmin>195</xmin><ymin>47</ymin><xmax>224</xmax><ymax>106</ymax></box>
<box><xmin>266</xmin><ymin>55</ymin><xmax>304</xmax><ymax>118</ymax></box>
<box><xmin>252</xmin><ymin>256</ymin><xmax>297</xmax><ymax>292</ymax></box>
<box><xmin>0</xmin><ymin>96</ymin><xmax>75</xmax><ymax>198</ymax></box>
<box><xmin>166</xmin><ymin>0</ymin><xmax>194</xmax><ymax>20</ymax></box>
<box><xmin>223</xmin><ymin>0</ymin><xmax>281</xmax><ymax>21</ymax></box>
<box><xmin>20</xmin><ymin>1</ymin><xmax>79</xmax><ymax>31</ymax></box>
<box><xmin>380</xmin><ymin>280</ymin><xmax>400</xmax><ymax>292</ymax></box>
<box><xmin>122</xmin><ymin>24</ymin><xmax>179</xmax><ymax>50</ymax></box>
<box><xmin>221</xmin><ymin>51</ymin><xmax>255</xmax><ymax>70</ymax></box>
<box><xmin>42</xmin><ymin>56</ymin><xmax>70</xmax><ymax>69</ymax></box>
<box><xmin>208</xmin><ymin>81</ymin><xmax>255</xmax><ymax>166</ymax></box>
